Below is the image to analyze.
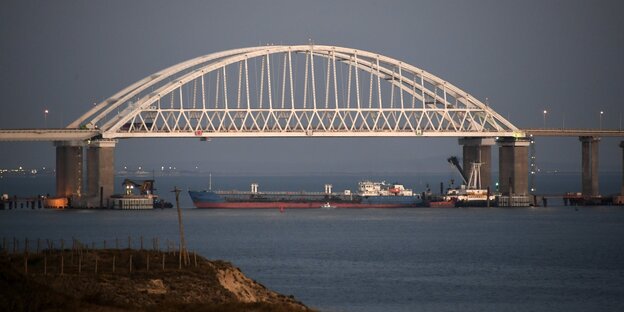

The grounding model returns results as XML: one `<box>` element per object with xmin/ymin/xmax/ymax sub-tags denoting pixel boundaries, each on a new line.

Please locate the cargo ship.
<box><xmin>189</xmin><ymin>180</ymin><xmax>423</xmax><ymax>209</ymax></box>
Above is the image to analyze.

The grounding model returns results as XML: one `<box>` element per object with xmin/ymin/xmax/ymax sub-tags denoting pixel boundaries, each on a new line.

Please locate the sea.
<box><xmin>1</xmin><ymin>173</ymin><xmax>624</xmax><ymax>312</ymax></box>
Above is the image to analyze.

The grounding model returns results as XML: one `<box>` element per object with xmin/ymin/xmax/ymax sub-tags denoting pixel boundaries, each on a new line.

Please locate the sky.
<box><xmin>0</xmin><ymin>0</ymin><xmax>623</xmax><ymax>175</ymax></box>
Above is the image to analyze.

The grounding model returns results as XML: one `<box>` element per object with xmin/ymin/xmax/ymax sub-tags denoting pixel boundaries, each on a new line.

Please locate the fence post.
<box><xmin>113</xmin><ymin>255</ymin><xmax>116</xmax><ymax>273</ymax></box>
<box><xmin>129</xmin><ymin>255</ymin><xmax>133</xmax><ymax>273</ymax></box>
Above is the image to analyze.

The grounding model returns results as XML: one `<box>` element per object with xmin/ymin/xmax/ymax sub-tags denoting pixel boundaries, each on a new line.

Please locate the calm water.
<box><xmin>1</xmin><ymin>175</ymin><xmax>624</xmax><ymax>311</ymax></box>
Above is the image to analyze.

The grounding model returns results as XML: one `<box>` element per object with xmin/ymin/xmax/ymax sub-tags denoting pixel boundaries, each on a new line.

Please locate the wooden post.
<box><xmin>172</xmin><ymin>186</ymin><xmax>189</xmax><ymax>266</ymax></box>
<box><xmin>113</xmin><ymin>255</ymin><xmax>116</xmax><ymax>273</ymax></box>
<box><xmin>129</xmin><ymin>255</ymin><xmax>133</xmax><ymax>273</ymax></box>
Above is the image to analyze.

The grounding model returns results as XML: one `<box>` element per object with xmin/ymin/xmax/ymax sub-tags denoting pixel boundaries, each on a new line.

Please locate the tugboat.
<box><xmin>320</xmin><ymin>202</ymin><xmax>336</xmax><ymax>209</ymax></box>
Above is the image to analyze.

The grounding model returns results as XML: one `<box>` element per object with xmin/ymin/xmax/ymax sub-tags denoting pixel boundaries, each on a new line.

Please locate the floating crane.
<box><xmin>444</xmin><ymin>156</ymin><xmax>494</xmax><ymax>206</ymax></box>
<box><xmin>447</xmin><ymin>156</ymin><xmax>483</xmax><ymax>190</ymax></box>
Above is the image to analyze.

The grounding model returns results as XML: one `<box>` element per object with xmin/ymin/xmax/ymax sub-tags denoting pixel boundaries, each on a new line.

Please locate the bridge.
<box><xmin>1</xmin><ymin>45</ymin><xmax>623</xmax><ymax>207</ymax></box>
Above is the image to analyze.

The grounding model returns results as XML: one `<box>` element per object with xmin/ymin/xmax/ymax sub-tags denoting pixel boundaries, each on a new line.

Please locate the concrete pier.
<box><xmin>620</xmin><ymin>141</ymin><xmax>624</xmax><ymax>196</ymax></box>
<box><xmin>497</xmin><ymin>137</ymin><xmax>530</xmax><ymax>196</ymax></box>
<box><xmin>54</xmin><ymin>141</ymin><xmax>83</xmax><ymax>198</ymax></box>
<box><xmin>579</xmin><ymin>136</ymin><xmax>600</xmax><ymax>197</ymax></box>
<box><xmin>459</xmin><ymin>137</ymin><xmax>494</xmax><ymax>189</ymax></box>
<box><xmin>86</xmin><ymin>140</ymin><xmax>116</xmax><ymax>208</ymax></box>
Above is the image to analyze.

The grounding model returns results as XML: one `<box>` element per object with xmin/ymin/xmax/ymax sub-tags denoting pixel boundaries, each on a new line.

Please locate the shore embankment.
<box><xmin>0</xmin><ymin>247</ymin><xmax>312</xmax><ymax>311</ymax></box>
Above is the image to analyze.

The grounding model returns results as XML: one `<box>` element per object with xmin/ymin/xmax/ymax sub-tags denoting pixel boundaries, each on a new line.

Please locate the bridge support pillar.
<box><xmin>54</xmin><ymin>141</ymin><xmax>84</xmax><ymax>198</ymax></box>
<box><xmin>86</xmin><ymin>140</ymin><xmax>117</xmax><ymax>208</ymax></box>
<box><xmin>497</xmin><ymin>137</ymin><xmax>530</xmax><ymax>196</ymax></box>
<box><xmin>580</xmin><ymin>136</ymin><xmax>600</xmax><ymax>197</ymax></box>
<box><xmin>621</xmin><ymin>141</ymin><xmax>624</xmax><ymax>196</ymax></box>
<box><xmin>459</xmin><ymin>137</ymin><xmax>495</xmax><ymax>189</ymax></box>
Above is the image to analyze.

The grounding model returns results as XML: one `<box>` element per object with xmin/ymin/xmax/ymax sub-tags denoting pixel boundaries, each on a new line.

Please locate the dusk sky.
<box><xmin>1</xmin><ymin>0</ymin><xmax>623</xmax><ymax>175</ymax></box>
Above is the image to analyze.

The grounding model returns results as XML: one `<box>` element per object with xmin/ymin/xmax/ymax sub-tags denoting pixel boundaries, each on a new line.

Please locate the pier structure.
<box><xmin>86</xmin><ymin>139</ymin><xmax>117</xmax><ymax>207</ymax></box>
<box><xmin>580</xmin><ymin>136</ymin><xmax>600</xmax><ymax>197</ymax></box>
<box><xmin>616</xmin><ymin>141</ymin><xmax>624</xmax><ymax>205</ymax></box>
<box><xmin>54</xmin><ymin>141</ymin><xmax>83</xmax><ymax>198</ymax></box>
<box><xmin>459</xmin><ymin>137</ymin><xmax>495</xmax><ymax>189</ymax></box>
<box><xmin>53</xmin><ymin>139</ymin><xmax>116</xmax><ymax>208</ymax></box>
<box><xmin>1</xmin><ymin>45</ymin><xmax>624</xmax><ymax>207</ymax></box>
<box><xmin>497</xmin><ymin>137</ymin><xmax>530</xmax><ymax>204</ymax></box>
<box><xmin>620</xmin><ymin>141</ymin><xmax>624</xmax><ymax>196</ymax></box>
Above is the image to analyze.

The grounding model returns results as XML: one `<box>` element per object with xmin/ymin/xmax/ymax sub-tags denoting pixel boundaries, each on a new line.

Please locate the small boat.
<box><xmin>320</xmin><ymin>202</ymin><xmax>336</xmax><ymax>209</ymax></box>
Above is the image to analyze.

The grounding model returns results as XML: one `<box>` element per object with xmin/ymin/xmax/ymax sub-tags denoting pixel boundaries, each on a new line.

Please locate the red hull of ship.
<box><xmin>193</xmin><ymin>201</ymin><xmax>417</xmax><ymax>209</ymax></box>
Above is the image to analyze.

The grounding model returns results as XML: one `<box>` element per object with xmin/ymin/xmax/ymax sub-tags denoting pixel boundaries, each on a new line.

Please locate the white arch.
<box><xmin>70</xmin><ymin>45</ymin><xmax>521</xmax><ymax>138</ymax></box>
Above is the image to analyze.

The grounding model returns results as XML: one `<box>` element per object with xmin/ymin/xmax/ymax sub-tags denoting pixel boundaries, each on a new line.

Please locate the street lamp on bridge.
<box><xmin>44</xmin><ymin>109</ymin><xmax>49</xmax><ymax>128</ymax></box>
<box><xmin>599</xmin><ymin>111</ymin><xmax>604</xmax><ymax>129</ymax></box>
<box><xmin>543</xmin><ymin>110</ymin><xmax>548</xmax><ymax>128</ymax></box>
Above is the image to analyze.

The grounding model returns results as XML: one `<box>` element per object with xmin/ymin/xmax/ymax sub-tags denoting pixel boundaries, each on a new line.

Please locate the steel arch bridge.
<box><xmin>70</xmin><ymin>45</ymin><xmax>522</xmax><ymax>139</ymax></box>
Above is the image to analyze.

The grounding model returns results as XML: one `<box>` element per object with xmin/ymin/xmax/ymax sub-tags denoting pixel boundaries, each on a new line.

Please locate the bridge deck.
<box><xmin>0</xmin><ymin>129</ymin><xmax>100</xmax><ymax>141</ymax></box>
<box><xmin>1</xmin><ymin>128</ymin><xmax>623</xmax><ymax>141</ymax></box>
<box><xmin>523</xmin><ymin>129</ymin><xmax>624</xmax><ymax>137</ymax></box>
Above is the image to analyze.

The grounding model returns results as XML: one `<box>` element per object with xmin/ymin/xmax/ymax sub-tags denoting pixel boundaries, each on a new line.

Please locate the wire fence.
<box><xmin>0</xmin><ymin>236</ymin><xmax>201</xmax><ymax>276</ymax></box>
